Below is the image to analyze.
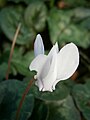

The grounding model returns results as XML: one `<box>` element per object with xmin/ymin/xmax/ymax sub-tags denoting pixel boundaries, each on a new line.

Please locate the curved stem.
<box><xmin>6</xmin><ymin>23</ymin><xmax>21</xmax><ymax>80</ymax></box>
<box><xmin>16</xmin><ymin>78</ymin><xmax>35</xmax><ymax>120</ymax></box>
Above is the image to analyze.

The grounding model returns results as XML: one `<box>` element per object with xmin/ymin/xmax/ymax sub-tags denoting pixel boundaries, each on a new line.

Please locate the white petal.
<box><xmin>35</xmin><ymin>80</ymin><xmax>43</xmax><ymax>91</ymax></box>
<box><xmin>57</xmin><ymin>43</ymin><xmax>79</xmax><ymax>80</ymax></box>
<box><xmin>29</xmin><ymin>54</ymin><xmax>47</xmax><ymax>73</ymax></box>
<box><xmin>37</xmin><ymin>79</ymin><xmax>43</xmax><ymax>91</ymax></box>
<box><xmin>41</xmin><ymin>50</ymin><xmax>57</xmax><ymax>92</ymax></box>
<box><xmin>48</xmin><ymin>42</ymin><xmax>59</xmax><ymax>57</ymax></box>
<box><xmin>40</xmin><ymin>43</ymin><xmax>58</xmax><ymax>80</ymax></box>
<box><xmin>39</xmin><ymin>43</ymin><xmax>58</xmax><ymax>79</ymax></box>
<box><xmin>34</xmin><ymin>34</ymin><xmax>44</xmax><ymax>57</ymax></box>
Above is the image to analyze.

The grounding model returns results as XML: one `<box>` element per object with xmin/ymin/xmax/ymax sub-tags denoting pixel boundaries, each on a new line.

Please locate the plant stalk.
<box><xmin>16</xmin><ymin>78</ymin><xmax>34</xmax><ymax>120</ymax></box>
<box><xmin>6</xmin><ymin>23</ymin><xmax>21</xmax><ymax>80</ymax></box>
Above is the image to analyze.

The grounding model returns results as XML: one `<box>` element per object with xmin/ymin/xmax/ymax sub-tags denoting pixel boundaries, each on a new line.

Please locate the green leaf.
<box><xmin>24</xmin><ymin>1</ymin><xmax>47</xmax><ymax>32</ymax></box>
<box><xmin>0</xmin><ymin>63</ymin><xmax>7</xmax><ymax>82</ymax></box>
<box><xmin>73</xmin><ymin>8</ymin><xmax>90</xmax><ymax>20</ymax></box>
<box><xmin>0</xmin><ymin>47</ymin><xmax>35</xmax><ymax>77</ymax></box>
<box><xmin>29</xmin><ymin>81</ymin><xmax>69</xmax><ymax>101</ymax></box>
<box><xmin>64</xmin><ymin>0</ymin><xmax>90</xmax><ymax>7</ymax></box>
<box><xmin>0</xmin><ymin>49</ymin><xmax>10</xmax><ymax>63</ymax></box>
<box><xmin>80</xmin><ymin>17</ymin><xmax>90</xmax><ymax>30</ymax></box>
<box><xmin>11</xmin><ymin>51</ymin><xmax>35</xmax><ymax>77</ymax></box>
<box><xmin>62</xmin><ymin>79</ymin><xmax>76</xmax><ymax>91</ymax></box>
<box><xmin>48</xmin><ymin>8</ymin><xmax>90</xmax><ymax>48</ymax></box>
<box><xmin>18</xmin><ymin>95</ymin><xmax>34</xmax><ymax>120</ymax></box>
<box><xmin>30</xmin><ymin>99</ymin><xmax>48</xmax><ymax>120</ymax></box>
<box><xmin>72</xmin><ymin>80</ymin><xmax>90</xmax><ymax>120</ymax></box>
<box><xmin>0</xmin><ymin>80</ymin><xmax>34</xmax><ymax>120</ymax></box>
<box><xmin>7</xmin><ymin>0</ymin><xmax>40</xmax><ymax>4</ymax></box>
<box><xmin>47</xmin><ymin>95</ymin><xmax>80</xmax><ymax>120</ymax></box>
<box><xmin>72</xmin><ymin>7</ymin><xmax>90</xmax><ymax>31</ymax></box>
<box><xmin>0</xmin><ymin>5</ymin><xmax>36</xmax><ymax>45</ymax></box>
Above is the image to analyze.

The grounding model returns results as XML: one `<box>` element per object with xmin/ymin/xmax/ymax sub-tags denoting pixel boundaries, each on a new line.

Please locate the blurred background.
<box><xmin>0</xmin><ymin>0</ymin><xmax>90</xmax><ymax>120</ymax></box>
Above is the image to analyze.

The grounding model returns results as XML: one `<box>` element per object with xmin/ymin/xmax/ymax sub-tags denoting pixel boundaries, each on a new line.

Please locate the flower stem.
<box><xmin>6</xmin><ymin>23</ymin><xmax>21</xmax><ymax>80</ymax></box>
<box><xmin>15</xmin><ymin>78</ymin><xmax>34</xmax><ymax>120</ymax></box>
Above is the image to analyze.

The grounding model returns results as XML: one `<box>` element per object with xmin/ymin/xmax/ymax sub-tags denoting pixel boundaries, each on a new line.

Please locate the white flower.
<box><xmin>29</xmin><ymin>34</ymin><xmax>79</xmax><ymax>92</ymax></box>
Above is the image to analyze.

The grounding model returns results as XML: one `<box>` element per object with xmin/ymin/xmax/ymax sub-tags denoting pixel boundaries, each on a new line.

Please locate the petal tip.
<box><xmin>36</xmin><ymin>34</ymin><xmax>41</xmax><ymax>38</ymax></box>
<box><xmin>69</xmin><ymin>42</ymin><xmax>78</xmax><ymax>48</ymax></box>
<box><xmin>34</xmin><ymin>34</ymin><xmax>45</xmax><ymax>57</ymax></box>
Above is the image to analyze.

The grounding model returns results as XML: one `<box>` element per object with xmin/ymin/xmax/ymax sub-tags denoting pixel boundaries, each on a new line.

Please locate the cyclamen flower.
<box><xmin>29</xmin><ymin>34</ymin><xmax>79</xmax><ymax>92</ymax></box>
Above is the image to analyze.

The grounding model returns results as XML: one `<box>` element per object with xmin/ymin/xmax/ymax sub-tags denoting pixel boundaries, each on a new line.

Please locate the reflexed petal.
<box><xmin>41</xmin><ymin>50</ymin><xmax>57</xmax><ymax>92</ymax></box>
<box><xmin>40</xmin><ymin>43</ymin><xmax>58</xmax><ymax>80</ymax></box>
<box><xmin>29</xmin><ymin>54</ymin><xmax>47</xmax><ymax>73</ymax></box>
<box><xmin>48</xmin><ymin>42</ymin><xmax>59</xmax><ymax>57</ymax></box>
<box><xmin>34</xmin><ymin>34</ymin><xmax>44</xmax><ymax>57</ymax></box>
<box><xmin>57</xmin><ymin>43</ymin><xmax>79</xmax><ymax>80</ymax></box>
